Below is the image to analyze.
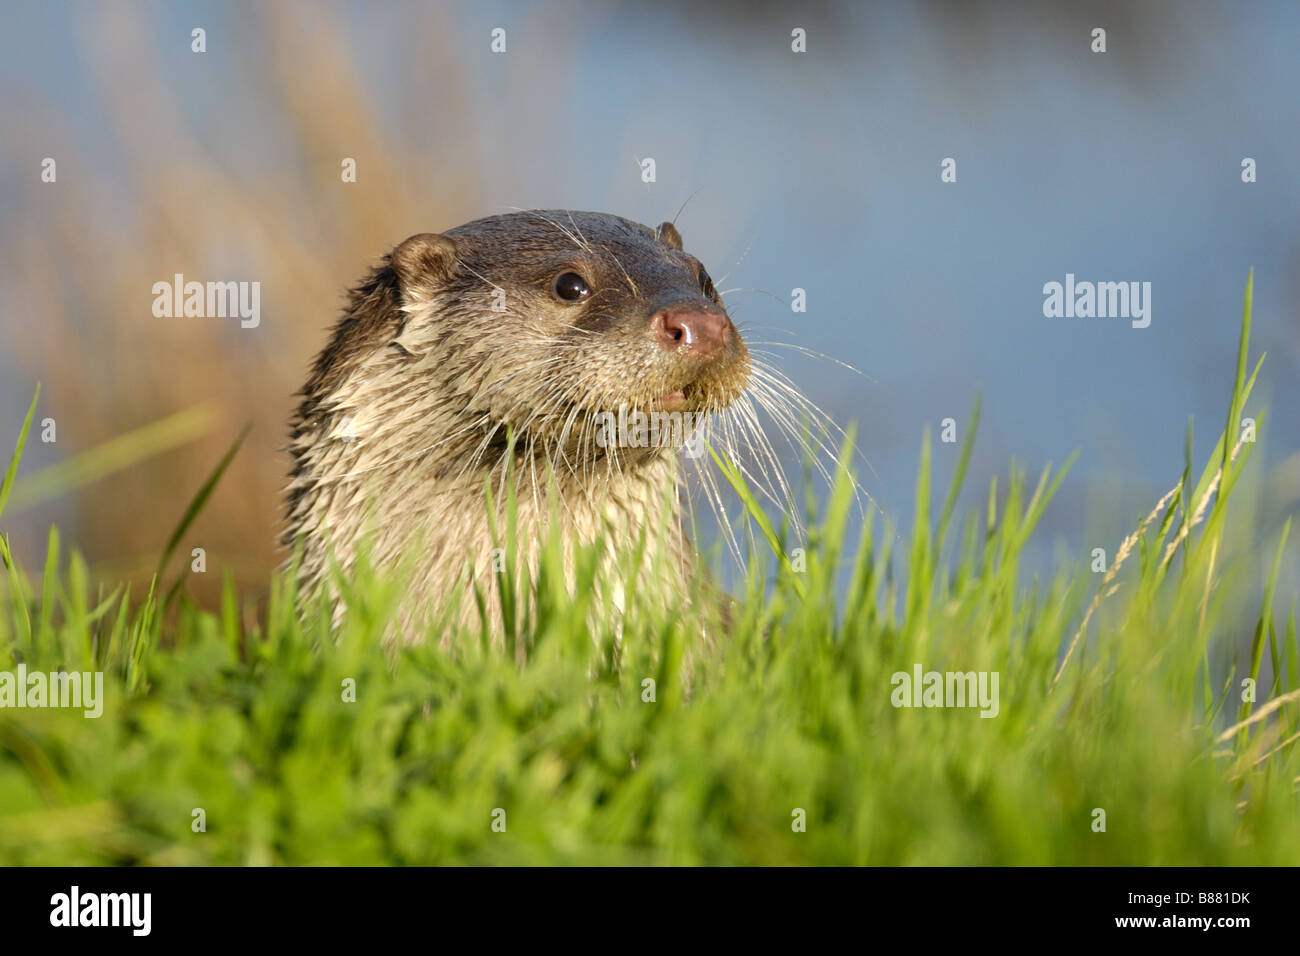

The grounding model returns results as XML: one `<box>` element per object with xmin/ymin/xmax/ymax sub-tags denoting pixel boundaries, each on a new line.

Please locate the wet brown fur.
<box><xmin>284</xmin><ymin>210</ymin><xmax>750</xmax><ymax>645</ymax></box>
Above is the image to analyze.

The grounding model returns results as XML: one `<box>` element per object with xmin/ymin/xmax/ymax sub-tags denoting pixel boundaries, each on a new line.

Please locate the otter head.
<box><xmin>385</xmin><ymin>210</ymin><xmax>751</xmax><ymax>467</ymax></box>
<box><xmin>288</xmin><ymin>211</ymin><xmax>764</xmax><ymax>637</ymax></box>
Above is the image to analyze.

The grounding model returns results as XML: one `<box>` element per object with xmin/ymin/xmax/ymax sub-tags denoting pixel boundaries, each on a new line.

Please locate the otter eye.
<box><xmin>553</xmin><ymin>272</ymin><xmax>591</xmax><ymax>301</ymax></box>
<box><xmin>699</xmin><ymin>270</ymin><xmax>717</xmax><ymax>301</ymax></box>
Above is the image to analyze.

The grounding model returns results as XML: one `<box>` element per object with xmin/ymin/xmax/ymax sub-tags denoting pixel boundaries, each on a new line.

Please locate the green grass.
<box><xmin>0</xmin><ymin>275</ymin><xmax>1297</xmax><ymax>865</ymax></box>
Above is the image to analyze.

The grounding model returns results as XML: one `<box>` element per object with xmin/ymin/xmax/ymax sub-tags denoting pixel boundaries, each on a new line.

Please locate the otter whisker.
<box><xmin>747</xmin><ymin>343</ymin><xmax>880</xmax><ymax>385</ymax></box>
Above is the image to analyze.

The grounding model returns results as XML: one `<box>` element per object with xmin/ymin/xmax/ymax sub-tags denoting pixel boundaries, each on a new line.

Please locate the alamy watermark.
<box><xmin>593</xmin><ymin>404</ymin><xmax>706</xmax><ymax>458</ymax></box>
<box><xmin>0</xmin><ymin>665</ymin><xmax>104</xmax><ymax>718</ymax></box>
<box><xmin>890</xmin><ymin>665</ymin><xmax>999</xmax><ymax>718</ymax></box>
<box><xmin>152</xmin><ymin>273</ymin><xmax>260</xmax><ymax>328</ymax></box>
<box><xmin>50</xmin><ymin>886</ymin><xmax>150</xmax><ymax>936</ymax></box>
<box><xmin>1042</xmin><ymin>273</ymin><xmax>1151</xmax><ymax>328</ymax></box>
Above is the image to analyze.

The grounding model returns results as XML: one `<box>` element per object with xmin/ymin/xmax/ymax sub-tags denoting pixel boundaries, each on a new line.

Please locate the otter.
<box><xmin>284</xmin><ymin>210</ymin><xmax>752</xmax><ymax>646</ymax></box>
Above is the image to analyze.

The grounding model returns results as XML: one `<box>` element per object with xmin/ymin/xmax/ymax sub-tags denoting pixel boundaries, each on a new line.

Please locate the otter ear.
<box><xmin>656</xmin><ymin>221</ymin><xmax>684</xmax><ymax>251</ymax></box>
<box><xmin>390</xmin><ymin>233</ymin><xmax>458</xmax><ymax>300</ymax></box>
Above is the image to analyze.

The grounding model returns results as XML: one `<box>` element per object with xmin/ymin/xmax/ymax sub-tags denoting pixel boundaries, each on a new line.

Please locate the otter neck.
<box><xmin>288</xmin><ymin>402</ymin><xmax>689</xmax><ymax>641</ymax></box>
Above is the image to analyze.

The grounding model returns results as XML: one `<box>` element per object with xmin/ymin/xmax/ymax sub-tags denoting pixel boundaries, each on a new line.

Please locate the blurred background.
<box><xmin>0</xmin><ymin>0</ymin><xmax>1297</xmax><ymax>604</ymax></box>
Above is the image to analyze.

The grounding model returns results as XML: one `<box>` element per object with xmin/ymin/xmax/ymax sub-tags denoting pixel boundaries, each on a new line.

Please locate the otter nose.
<box><xmin>652</xmin><ymin>305</ymin><xmax>731</xmax><ymax>359</ymax></box>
